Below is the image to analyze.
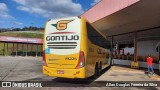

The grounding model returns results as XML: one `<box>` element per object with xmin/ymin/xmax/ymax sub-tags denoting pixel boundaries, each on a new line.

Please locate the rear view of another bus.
<box><xmin>42</xmin><ymin>17</ymin><xmax>86</xmax><ymax>78</ymax></box>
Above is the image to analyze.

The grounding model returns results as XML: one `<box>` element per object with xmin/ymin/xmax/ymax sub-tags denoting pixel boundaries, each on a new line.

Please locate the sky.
<box><xmin>0</xmin><ymin>0</ymin><xmax>100</xmax><ymax>28</ymax></box>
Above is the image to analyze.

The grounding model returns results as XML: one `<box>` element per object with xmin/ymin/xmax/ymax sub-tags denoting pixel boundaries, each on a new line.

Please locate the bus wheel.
<box><xmin>94</xmin><ymin>62</ymin><xmax>99</xmax><ymax>77</ymax></box>
<box><xmin>99</xmin><ymin>61</ymin><xmax>102</xmax><ymax>73</ymax></box>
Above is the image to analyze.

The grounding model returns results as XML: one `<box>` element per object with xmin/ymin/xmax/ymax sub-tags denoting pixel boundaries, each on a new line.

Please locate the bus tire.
<box><xmin>99</xmin><ymin>61</ymin><xmax>102</xmax><ymax>73</ymax></box>
<box><xmin>94</xmin><ymin>62</ymin><xmax>99</xmax><ymax>77</ymax></box>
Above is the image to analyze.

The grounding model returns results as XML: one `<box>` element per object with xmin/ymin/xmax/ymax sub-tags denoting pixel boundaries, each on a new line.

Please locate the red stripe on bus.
<box><xmin>50</xmin><ymin>32</ymin><xmax>75</xmax><ymax>34</ymax></box>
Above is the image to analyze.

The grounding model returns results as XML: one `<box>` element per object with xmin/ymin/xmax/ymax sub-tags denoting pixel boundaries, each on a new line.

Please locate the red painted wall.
<box><xmin>0</xmin><ymin>36</ymin><xmax>43</xmax><ymax>44</ymax></box>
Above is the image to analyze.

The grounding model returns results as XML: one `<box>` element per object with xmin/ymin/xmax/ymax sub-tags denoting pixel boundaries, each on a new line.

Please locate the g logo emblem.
<box><xmin>51</xmin><ymin>20</ymin><xmax>73</xmax><ymax>30</ymax></box>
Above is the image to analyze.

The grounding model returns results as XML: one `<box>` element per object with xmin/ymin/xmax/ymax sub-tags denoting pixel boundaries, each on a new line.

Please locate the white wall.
<box><xmin>123</xmin><ymin>40</ymin><xmax>159</xmax><ymax>59</ymax></box>
<box><xmin>137</xmin><ymin>40</ymin><xmax>159</xmax><ymax>59</ymax></box>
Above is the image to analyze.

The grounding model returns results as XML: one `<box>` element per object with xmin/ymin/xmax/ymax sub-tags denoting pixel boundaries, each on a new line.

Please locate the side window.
<box><xmin>86</xmin><ymin>22</ymin><xmax>111</xmax><ymax>49</ymax></box>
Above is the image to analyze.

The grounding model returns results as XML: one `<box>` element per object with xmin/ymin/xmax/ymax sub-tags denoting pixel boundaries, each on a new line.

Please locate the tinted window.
<box><xmin>86</xmin><ymin>22</ymin><xmax>111</xmax><ymax>49</ymax></box>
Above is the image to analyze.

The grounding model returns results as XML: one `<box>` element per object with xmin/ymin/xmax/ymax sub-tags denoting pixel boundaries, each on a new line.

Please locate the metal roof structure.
<box><xmin>80</xmin><ymin>0</ymin><xmax>160</xmax><ymax>38</ymax></box>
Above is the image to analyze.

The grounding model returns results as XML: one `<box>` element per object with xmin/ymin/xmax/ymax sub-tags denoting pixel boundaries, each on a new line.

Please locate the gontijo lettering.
<box><xmin>46</xmin><ymin>35</ymin><xmax>79</xmax><ymax>41</ymax></box>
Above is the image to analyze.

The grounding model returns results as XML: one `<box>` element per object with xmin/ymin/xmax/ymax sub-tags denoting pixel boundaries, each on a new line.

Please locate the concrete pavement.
<box><xmin>0</xmin><ymin>56</ymin><xmax>160</xmax><ymax>90</ymax></box>
<box><xmin>0</xmin><ymin>56</ymin><xmax>53</xmax><ymax>81</ymax></box>
<box><xmin>96</xmin><ymin>66</ymin><xmax>160</xmax><ymax>81</ymax></box>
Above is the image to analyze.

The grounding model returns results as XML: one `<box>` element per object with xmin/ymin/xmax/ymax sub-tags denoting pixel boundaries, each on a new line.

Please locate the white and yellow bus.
<box><xmin>43</xmin><ymin>17</ymin><xmax>111</xmax><ymax>79</ymax></box>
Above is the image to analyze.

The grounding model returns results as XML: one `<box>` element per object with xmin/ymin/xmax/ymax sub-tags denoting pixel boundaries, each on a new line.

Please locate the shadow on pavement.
<box><xmin>49</xmin><ymin>66</ymin><xmax>111</xmax><ymax>86</ymax></box>
<box><xmin>22</xmin><ymin>66</ymin><xmax>111</xmax><ymax>87</ymax></box>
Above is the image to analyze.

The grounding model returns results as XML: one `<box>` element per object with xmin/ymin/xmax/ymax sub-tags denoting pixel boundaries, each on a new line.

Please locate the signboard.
<box><xmin>0</xmin><ymin>36</ymin><xmax>43</xmax><ymax>44</ymax></box>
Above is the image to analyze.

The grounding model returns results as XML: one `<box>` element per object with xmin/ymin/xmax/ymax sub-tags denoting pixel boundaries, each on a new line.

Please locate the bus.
<box><xmin>43</xmin><ymin>17</ymin><xmax>111</xmax><ymax>79</ymax></box>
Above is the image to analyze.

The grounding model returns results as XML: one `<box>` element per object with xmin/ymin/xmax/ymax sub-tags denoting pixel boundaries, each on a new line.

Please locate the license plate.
<box><xmin>57</xmin><ymin>70</ymin><xmax>64</xmax><ymax>74</ymax></box>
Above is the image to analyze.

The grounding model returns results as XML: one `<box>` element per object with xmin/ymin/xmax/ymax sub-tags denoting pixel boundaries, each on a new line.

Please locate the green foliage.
<box><xmin>0</xmin><ymin>31</ymin><xmax>44</xmax><ymax>38</ymax></box>
<box><xmin>0</xmin><ymin>31</ymin><xmax>43</xmax><ymax>56</ymax></box>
